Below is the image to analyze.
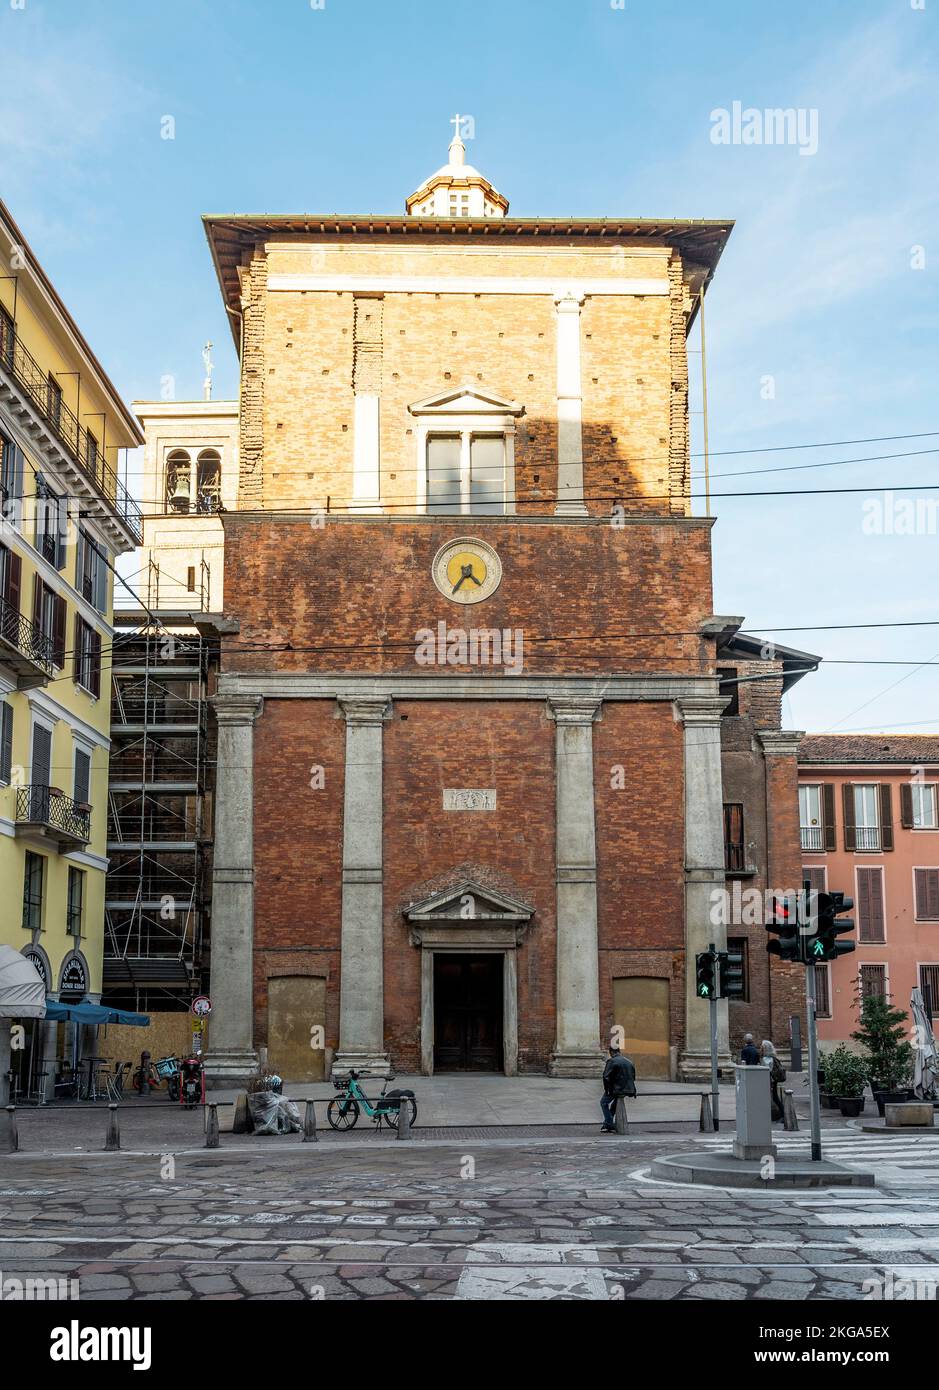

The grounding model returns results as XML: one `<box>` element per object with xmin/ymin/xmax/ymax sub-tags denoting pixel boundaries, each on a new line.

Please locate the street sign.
<box><xmin>191</xmin><ymin>1018</ymin><xmax>205</xmax><ymax>1033</ymax></box>
<box><xmin>191</xmin><ymin>995</ymin><xmax>212</xmax><ymax>1018</ymax></box>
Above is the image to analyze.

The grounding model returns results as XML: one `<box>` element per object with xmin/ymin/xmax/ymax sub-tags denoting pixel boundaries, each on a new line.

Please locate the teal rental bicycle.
<box><xmin>327</xmin><ymin>1070</ymin><xmax>417</xmax><ymax>1131</ymax></box>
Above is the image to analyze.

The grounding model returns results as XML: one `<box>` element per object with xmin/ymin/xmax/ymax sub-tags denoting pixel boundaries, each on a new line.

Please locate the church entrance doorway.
<box><xmin>433</xmin><ymin>954</ymin><xmax>503</xmax><ymax>1072</ymax></box>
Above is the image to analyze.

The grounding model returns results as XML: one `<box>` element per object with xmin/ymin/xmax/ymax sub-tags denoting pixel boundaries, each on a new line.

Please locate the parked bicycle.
<box><xmin>327</xmin><ymin>1070</ymin><xmax>417</xmax><ymax>1131</ymax></box>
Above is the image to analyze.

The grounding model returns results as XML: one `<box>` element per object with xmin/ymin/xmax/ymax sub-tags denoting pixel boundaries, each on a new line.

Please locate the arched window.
<box><xmin>165</xmin><ymin>449</ymin><xmax>191</xmax><ymax>513</ymax></box>
<box><xmin>196</xmin><ymin>449</ymin><xmax>221</xmax><ymax>514</ymax></box>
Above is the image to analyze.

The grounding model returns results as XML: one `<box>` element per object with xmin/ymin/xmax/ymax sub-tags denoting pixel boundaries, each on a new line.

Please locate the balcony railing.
<box><xmin>0</xmin><ymin>592</ymin><xmax>55</xmax><ymax>678</ymax></box>
<box><xmin>0</xmin><ymin>318</ymin><xmax>142</xmax><ymax>542</ymax></box>
<box><xmin>856</xmin><ymin>826</ymin><xmax>881</xmax><ymax>852</ymax></box>
<box><xmin>15</xmin><ymin>785</ymin><xmax>91</xmax><ymax>846</ymax></box>
<box><xmin>800</xmin><ymin>825</ymin><xmax>823</xmax><ymax>851</ymax></box>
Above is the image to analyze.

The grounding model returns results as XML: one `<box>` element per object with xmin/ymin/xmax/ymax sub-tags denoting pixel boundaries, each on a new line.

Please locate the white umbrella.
<box><xmin>910</xmin><ymin>987</ymin><xmax>939</xmax><ymax>1102</ymax></box>
<box><xmin>0</xmin><ymin>945</ymin><xmax>46</xmax><ymax>1019</ymax></box>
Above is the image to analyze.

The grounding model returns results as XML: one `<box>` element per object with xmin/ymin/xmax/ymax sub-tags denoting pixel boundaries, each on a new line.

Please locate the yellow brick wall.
<box><xmin>238</xmin><ymin>239</ymin><xmax>688</xmax><ymax>517</ymax></box>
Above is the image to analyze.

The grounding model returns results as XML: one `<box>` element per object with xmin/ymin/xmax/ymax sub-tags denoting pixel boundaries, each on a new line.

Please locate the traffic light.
<box><xmin>766</xmin><ymin>892</ymin><xmax>801</xmax><ymax>962</ymax></box>
<box><xmin>804</xmin><ymin>891</ymin><xmax>856</xmax><ymax>963</ymax></box>
<box><xmin>717</xmin><ymin>948</ymin><xmax>746</xmax><ymax>1000</ymax></box>
<box><xmin>695</xmin><ymin>951</ymin><xmax>717</xmax><ymax>998</ymax></box>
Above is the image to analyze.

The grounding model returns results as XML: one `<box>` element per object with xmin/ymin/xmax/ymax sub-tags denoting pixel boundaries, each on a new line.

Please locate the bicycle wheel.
<box><xmin>327</xmin><ymin>1096</ymin><xmax>360</xmax><ymax>1130</ymax></box>
<box><xmin>384</xmin><ymin>1098</ymin><xmax>417</xmax><ymax>1131</ymax></box>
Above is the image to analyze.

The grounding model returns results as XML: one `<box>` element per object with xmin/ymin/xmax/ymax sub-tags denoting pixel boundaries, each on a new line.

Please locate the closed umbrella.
<box><xmin>910</xmin><ymin>988</ymin><xmax>939</xmax><ymax>1102</ymax></box>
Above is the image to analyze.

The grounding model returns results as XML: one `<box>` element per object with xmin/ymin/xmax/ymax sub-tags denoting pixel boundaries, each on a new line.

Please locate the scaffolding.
<box><xmin>104</xmin><ymin>559</ymin><xmax>216</xmax><ymax>1012</ymax></box>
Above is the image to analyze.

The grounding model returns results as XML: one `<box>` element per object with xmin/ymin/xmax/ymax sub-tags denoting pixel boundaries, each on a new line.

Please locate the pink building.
<box><xmin>797</xmin><ymin>736</ymin><xmax>939</xmax><ymax>1046</ymax></box>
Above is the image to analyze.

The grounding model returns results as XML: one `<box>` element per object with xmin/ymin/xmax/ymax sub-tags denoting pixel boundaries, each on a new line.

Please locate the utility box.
<box><xmin>733</xmin><ymin>1064</ymin><xmax>777</xmax><ymax>1160</ymax></box>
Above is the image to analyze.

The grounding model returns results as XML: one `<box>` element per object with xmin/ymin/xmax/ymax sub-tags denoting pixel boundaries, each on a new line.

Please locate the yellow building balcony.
<box><xmin>0</xmin><ymin>591</ymin><xmax>55</xmax><ymax>687</ymax></box>
<box><xmin>0</xmin><ymin>319</ymin><xmax>142</xmax><ymax>543</ymax></box>
<box><xmin>15</xmin><ymin>784</ymin><xmax>91</xmax><ymax>849</ymax></box>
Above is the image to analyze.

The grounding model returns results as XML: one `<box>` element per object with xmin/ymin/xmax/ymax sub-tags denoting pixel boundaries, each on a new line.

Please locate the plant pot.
<box><xmin>838</xmin><ymin>1096</ymin><xmax>865</xmax><ymax>1118</ymax></box>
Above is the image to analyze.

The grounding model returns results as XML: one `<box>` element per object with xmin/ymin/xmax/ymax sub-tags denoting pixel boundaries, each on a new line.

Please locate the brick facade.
<box><xmin>202</xmin><ymin>198</ymin><xmax>811</xmax><ymax>1082</ymax></box>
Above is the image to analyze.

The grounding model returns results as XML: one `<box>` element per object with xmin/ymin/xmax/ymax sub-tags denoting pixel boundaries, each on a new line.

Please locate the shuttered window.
<box><xmin>802</xmin><ymin>866</ymin><xmax>827</xmax><ymax>894</ymax></box>
<box><xmin>860</xmin><ymin>963</ymin><xmax>887</xmax><ymax>1001</ymax></box>
<box><xmin>856</xmin><ymin>867</ymin><xmax>886</xmax><ymax>943</ymax></box>
<box><xmin>902</xmin><ymin>782</ymin><xmax>939</xmax><ymax>829</ymax></box>
<box><xmin>815</xmin><ymin>964</ymin><xmax>831</xmax><ymax>1018</ymax></box>
<box><xmin>0</xmin><ymin>700</ymin><xmax>13</xmax><ymax>784</ymax></box>
<box><xmin>32</xmin><ymin>576</ymin><xmax>66</xmax><ymax>666</ymax></box>
<box><xmin>723</xmin><ymin>803</ymin><xmax>745</xmax><ymax>871</ymax></box>
<box><xmin>919</xmin><ymin>965</ymin><xmax>939</xmax><ymax>1019</ymax></box>
<box><xmin>914</xmin><ymin>869</ymin><xmax>939</xmax><ymax>921</ymax></box>
<box><xmin>21</xmin><ymin>851</ymin><xmax>44</xmax><ymax>932</ymax></box>
<box><xmin>74</xmin><ymin>616</ymin><xmax>102</xmax><ymax>697</ymax></box>
<box><xmin>73</xmin><ymin>747</ymin><xmax>91</xmax><ymax>806</ymax></box>
<box><xmin>31</xmin><ymin>721</ymin><xmax>51</xmax><ymax>787</ymax></box>
<box><xmin>66</xmin><ymin>866</ymin><xmax>84</xmax><ymax>937</ymax></box>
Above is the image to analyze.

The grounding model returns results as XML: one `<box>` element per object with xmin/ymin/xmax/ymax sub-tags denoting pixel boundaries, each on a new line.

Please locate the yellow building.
<box><xmin>0</xmin><ymin>199</ymin><xmax>142</xmax><ymax>1100</ymax></box>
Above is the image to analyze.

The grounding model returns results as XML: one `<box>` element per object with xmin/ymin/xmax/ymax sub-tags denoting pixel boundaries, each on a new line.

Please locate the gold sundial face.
<box><xmin>432</xmin><ymin>537</ymin><xmax>502</xmax><ymax>605</ymax></box>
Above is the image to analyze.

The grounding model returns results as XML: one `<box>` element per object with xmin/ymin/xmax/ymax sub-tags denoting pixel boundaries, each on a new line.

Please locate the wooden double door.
<box><xmin>433</xmin><ymin>954</ymin><xmax>503</xmax><ymax>1072</ymax></box>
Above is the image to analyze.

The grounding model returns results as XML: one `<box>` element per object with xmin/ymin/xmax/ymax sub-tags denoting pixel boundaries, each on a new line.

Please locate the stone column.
<box><xmin>39</xmin><ymin>1001</ymin><xmax>59</xmax><ymax>1102</ymax></box>
<box><xmin>204</xmin><ymin>694</ymin><xmax>263</xmax><ymax>1086</ymax></box>
<box><xmin>553</xmin><ymin>291</ymin><xmax>588</xmax><ymax>516</ymax></box>
<box><xmin>677</xmin><ymin>695</ymin><xmax>731</xmax><ymax>1078</ymax></box>
<box><xmin>758</xmin><ymin>730</ymin><xmax>806</xmax><ymax>1051</ymax></box>
<box><xmin>548</xmin><ymin>697</ymin><xmax>605</xmax><ymax>1076</ymax></box>
<box><xmin>335</xmin><ymin>697</ymin><xmax>391</xmax><ymax>1076</ymax></box>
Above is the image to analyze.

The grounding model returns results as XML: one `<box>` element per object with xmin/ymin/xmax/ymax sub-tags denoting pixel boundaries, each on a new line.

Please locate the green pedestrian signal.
<box><xmin>696</xmin><ymin>951</ymin><xmax>716</xmax><ymax>999</ymax></box>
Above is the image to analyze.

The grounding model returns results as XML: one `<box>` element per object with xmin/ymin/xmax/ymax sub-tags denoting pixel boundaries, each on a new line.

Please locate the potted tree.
<box><xmin>852</xmin><ymin>993</ymin><xmax>915</xmax><ymax>1116</ymax></box>
<box><xmin>818</xmin><ymin>1051</ymin><xmax>838</xmax><ymax>1109</ymax></box>
<box><xmin>826</xmin><ymin>1043</ymin><xmax>869</xmax><ymax>1117</ymax></box>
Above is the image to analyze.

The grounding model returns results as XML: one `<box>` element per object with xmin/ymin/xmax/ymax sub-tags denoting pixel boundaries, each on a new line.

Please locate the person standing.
<box><xmin>761</xmin><ymin>1039</ymin><xmax>785</xmax><ymax>1122</ymax></box>
<box><xmin>600</xmin><ymin>1045</ymin><xmax>637</xmax><ymax>1132</ymax></box>
<box><xmin>740</xmin><ymin>1033</ymin><xmax>760</xmax><ymax>1065</ymax></box>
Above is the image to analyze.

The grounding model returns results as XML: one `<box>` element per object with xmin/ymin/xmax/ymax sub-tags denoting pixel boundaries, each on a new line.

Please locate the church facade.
<box><xmin>201</xmin><ymin>129</ymin><xmax>808</xmax><ymax>1082</ymax></box>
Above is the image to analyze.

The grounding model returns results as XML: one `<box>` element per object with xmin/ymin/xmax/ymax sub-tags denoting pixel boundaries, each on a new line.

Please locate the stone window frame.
<box><xmin>411</xmin><ymin>404</ymin><xmax>520</xmax><ymax>516</ymax></box>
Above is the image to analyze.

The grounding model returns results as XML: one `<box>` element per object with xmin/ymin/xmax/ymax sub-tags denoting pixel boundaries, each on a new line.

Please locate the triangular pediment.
<box><xmin>405</xmin><ymin>878</ymin><xmax>533</xmax><ymax>923</ymax></box>
<box><xmin>408</xmin><ymin>385</ymin><xmax>524</xmax><ymax>417</ymax></box>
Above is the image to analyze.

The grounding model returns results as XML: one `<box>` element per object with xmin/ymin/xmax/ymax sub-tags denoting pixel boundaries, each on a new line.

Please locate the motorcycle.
<box><xmin>179</xmin><ymin>1055</ymin><xmax>205</xmax><ymax>1110</ymax></box>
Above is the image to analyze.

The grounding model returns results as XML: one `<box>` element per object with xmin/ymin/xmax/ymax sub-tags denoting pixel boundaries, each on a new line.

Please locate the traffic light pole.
<box><xmin>805</xmin><ymin>958</ymin><xmax>823</xmax><ymax>1162</ymax></box>
<box><xmin>710</xmin><ymin>942</ymin><xmax>720</xmax><ymax>1132</ymax></box>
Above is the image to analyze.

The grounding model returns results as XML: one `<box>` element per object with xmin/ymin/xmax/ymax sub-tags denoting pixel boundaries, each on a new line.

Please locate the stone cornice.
<box><xmin>211</xmin><ymin>693</ymin><xmax>264</xmax><ymax>726</ymax></box>
<box><xmin>218</xmin><ymin>673</ymin><xmax>718</xmax><ymax>703</ymax></box>
<box><xmin>757</xmin><ymin>729</ymin><xmax>805</xmax><ymax>758</ymax></box>
<box><xmin>674</xmin><ymin>694</ymin><xmax>729</xmax><ymax>726</ymax></box>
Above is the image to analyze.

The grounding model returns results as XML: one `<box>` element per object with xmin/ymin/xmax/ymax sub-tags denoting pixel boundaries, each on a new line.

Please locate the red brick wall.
<box><xmin>382</xmin><ymin>701</ymin><xmax>557</xmax><ymax>1072</ymax></box>
<box><xmin>595</xmin><ymin>703</ymin><xmax>686</xmax><ymax>1050</ymax></box>
<box><xmin>221</xmin><ymin>515</ymin><xmax>714</xmax><ymax>678</ymax></box>
<box><xmin>252</xmin><ymin>699</ymin><xmax>345</xmax><ymax>1048</ymax></box>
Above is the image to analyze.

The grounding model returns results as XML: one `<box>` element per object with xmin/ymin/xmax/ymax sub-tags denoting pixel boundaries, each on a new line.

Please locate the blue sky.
<box><xmin>1</xmin><ymin>0</ymin><xmax>936</xmax><ymax>734</ymax></box>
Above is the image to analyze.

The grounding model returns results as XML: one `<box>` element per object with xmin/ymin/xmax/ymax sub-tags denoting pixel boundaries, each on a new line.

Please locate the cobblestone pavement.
<box><xmin>3</xmin><ymin>1132</ymin><xmax>939</xmax><ymax>1300</ymax></box>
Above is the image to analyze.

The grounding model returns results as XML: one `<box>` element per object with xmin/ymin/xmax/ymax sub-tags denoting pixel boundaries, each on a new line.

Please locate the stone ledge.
<box><xmin>651</xmin><ymin>1150</ymin><xmax>875</xmax><ymax>1188</ymax></box>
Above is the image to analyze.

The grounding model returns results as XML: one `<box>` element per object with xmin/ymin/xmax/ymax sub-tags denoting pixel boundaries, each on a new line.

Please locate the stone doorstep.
<box><xmin>651</xmin><ymin>1151</ymin><xmax>876</xmax><ymax>1189</ymax></box>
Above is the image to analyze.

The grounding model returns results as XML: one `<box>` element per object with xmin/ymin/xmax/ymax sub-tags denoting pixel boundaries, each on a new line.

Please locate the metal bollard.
<box><xmin>782</xmin><ymin>1088</ymin><xmax>799</xmax><ymax>1132</ymax></box>
<box><xmin>699</xmin><ymin>1092</ymin><xmax>715</xmax><ymax>1132</ymax></box>
<box><xmin>105</xmin><ymin>1104</ymin><xmax>120</xmax><ymax>1152</ymax></box>
<box><xmin>303</xmin><ymin>1100</ymin><xmax>318</xmax><ymax>1143</ymax></box>
<box><xmin>205</xmin><ymin>1103</ymin><xmax>220</xmax><ymax>1149</ymax></box>
<box><xmin>4</xmin><ymin>1105</ymin><xmax>17</xmax><ymax>1154</ymax></box>
<box><xmin>396</xmin><ymin>1096</ymin><xmax>411</xmax><ymax>1141</ymax></box>
<box><xmin>614</xmin><ymin>1096</ymin><xmax>629</xmax><ymax>1135</ymax></box>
